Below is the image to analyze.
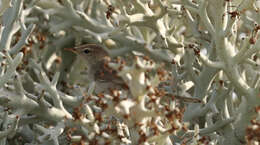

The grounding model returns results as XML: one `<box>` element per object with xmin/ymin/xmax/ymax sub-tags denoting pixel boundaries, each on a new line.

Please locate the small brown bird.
<box><xmin>65</xmin><ymin>44</ymin><xmax>123</xmax><ymax>84</ymax></box>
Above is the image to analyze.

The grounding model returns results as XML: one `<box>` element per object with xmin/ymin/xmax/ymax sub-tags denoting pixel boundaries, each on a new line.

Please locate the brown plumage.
<box><xmin>65</xmin><ymin>44</ymin><xmax>123</xmax><ymax>83</ymax></box>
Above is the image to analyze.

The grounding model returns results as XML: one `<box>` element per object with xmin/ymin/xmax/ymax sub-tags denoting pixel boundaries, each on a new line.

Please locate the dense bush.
<box><xmin>0</xmin><ymin>0</ymin><xmax>260</xmax><ymax>144</ymax></box>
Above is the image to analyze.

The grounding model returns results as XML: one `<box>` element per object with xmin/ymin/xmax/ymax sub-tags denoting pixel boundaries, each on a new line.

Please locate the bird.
<box><xmin>65</xmin><ymin>44</ymin><xmax>123</xmax><ymax>84</ymax></box>
<box><xmin>65</xmin><ymin>44</ymin><xmax>202</xmax><ymax>103</ymax></box>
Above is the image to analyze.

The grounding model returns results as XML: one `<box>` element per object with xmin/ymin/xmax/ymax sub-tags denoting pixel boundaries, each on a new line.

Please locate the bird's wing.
<box><xmin>94</xmin><ymin>61</ymin><xmax>124</xmax><ymax>84</ymax></box>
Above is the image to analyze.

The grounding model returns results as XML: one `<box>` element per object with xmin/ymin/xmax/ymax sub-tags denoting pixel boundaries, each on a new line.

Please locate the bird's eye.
<box><xmin>83</xmin><ymin>49</ymin><xmax>91</xmax><ymax>54</ymax></box>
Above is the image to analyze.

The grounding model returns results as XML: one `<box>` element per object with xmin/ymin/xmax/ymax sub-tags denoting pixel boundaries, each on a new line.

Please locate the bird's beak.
<box><xmin>64</xmin><ymin>47</ymin><xmax>78</xmax><ymax>54</ymax></box>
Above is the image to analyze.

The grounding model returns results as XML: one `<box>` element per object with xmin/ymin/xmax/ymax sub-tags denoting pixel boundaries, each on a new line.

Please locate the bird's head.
<box><xmin>65</xmin><ymin>44</ymin><xmax>109</xmax><ymax>65</ymax></box>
